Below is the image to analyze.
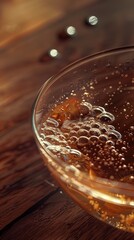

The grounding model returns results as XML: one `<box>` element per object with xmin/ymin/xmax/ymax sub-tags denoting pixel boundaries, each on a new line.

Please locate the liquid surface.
<box><xmin>40</xmin><ymin>92</ymin><xmax>134</xmax><ymax>183</ymax></box>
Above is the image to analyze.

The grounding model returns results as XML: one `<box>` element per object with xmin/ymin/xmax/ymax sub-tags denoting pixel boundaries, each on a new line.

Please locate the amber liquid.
<box><xmin>39</xmin><ymin>67</ymin><xmax>134</xmax><ymax>231</ymax></box>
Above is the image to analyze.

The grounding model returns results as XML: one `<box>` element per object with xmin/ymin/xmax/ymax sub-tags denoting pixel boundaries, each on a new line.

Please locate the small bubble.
<box><xmin>91</xmin><ymin>122</ymin><xmax>100</xmax><ymax>128</ymax></box>
<box><xmin>121</xmin><ymin>147</ymin><xmax>127</xmax><ymax>152</ymax></box>
<box><xmin>90</xmin><ymin>86</ymin><xmax>95</xmax><ymax>90</ymax></box>
<box><xmin>46</xmin><ymin>136</ymin><xmax>62</xmax><ymax>145</ymax></box>
<box><xmin>82</xmin><ymin>124</ymin><xmax>91</xmax><ymax>131</ymax></box>
<box><xmin>69</xmin><ymin>149</ymin><xmax>82</xmax><ymax>159</ymax></box>
<box><xmin>89</xmin><ymin>128</ymin><xmax>101</xmax><ymax>136</ymax></box>
<box><xmin>108</xmin><ymin>125</ymin><xmax>115</xmax><ymax>130</ymax></box>
<box><xmin>46</xmin><ymin>118</ymin><xmax>59</xmax><ymax>127</ymax></box>
<box><xmin>80</xmin><ymin>103</ymin><xmax>91</xmax><ymax>116</ymax></box>
<box><xmin>106</xmin><ymin>140</ymin><xmax>115</xmax><ymax>146</ymax></box>
<box><xmin>64</xmin><ymin>133</ymin><xmax>69</xmax><ymax>138</ymax></box>
<box><xmin>69</xmin><ymin>130</ymin><xmax>77</xmax><ymax>137</ymax></box>
<box><xmin>110</xmin><ymin>175</ymin><xmax>115</xmax><ymax>180</ymax></box>
<box><xmin>73</xmin><ymin>125</ymin><xmax>80</xmax><ymax>131</ymax></box>
<box><xmin>99</xmin><ymin>134</ymin><xmax>108</xmax><ymax>142</ymax></box>
<box><xmin>78</xmin><ymin>129</ymin><xmax>89</xmax><ymax>136</ymax></box>
<box><xmin>104</xmin><ymin>103</ymin><xmax>108</xmax><ymax>106</ymax></box>
<box><xmin>42</xmin><ymin>140</ymin><xmax>51</xmax><ymax>147</ymax></box>
<box><xmin>77</xmin><ymin>136</ymin><xmax>89</xmax><ymax>146</ymax></box>
<box><xmin>100</xmin><ymin>127</ymin><xmax>108</xmax><ymax>134</ymax></box>
<box><xmin>89</xmin><ymin>136</ymin><xmax>99</xmax><ymax>142</ymax></box>
<box><xmin>70</xmin><ymin>136</ymin><xmax>78</xmax><ymax>142</ymax></box>
<box><xmin>130</xmin><ymin>126</ymin><xmax>134</xmax><ymax>131</ymax></box>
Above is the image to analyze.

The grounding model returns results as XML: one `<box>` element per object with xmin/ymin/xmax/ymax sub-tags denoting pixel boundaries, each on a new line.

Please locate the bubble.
<box><xmin>100</xmin><ymin>127</ymin><xmax>108</xmax><ymax>134</ymax></box>
<box><xmin>77</xmin><ymin>136</ymin><xmax>89</xmax><ymax>146</ymax></box>
<box><xmin>98</xmin><ymin>112</ymin><xmax>115</xmax><ymax>123</ymax></box>
<box><xmin>62</xmin><ymin>126</ymin><xmax>71</xmax><ymax>132</ymax></box>
<box><xmin>73</xmin><ymin>125</ymin><xmax>80</xmax><ymax>131</ymax></box>
<box><xmin>82</xmin><ymin>102</ymin><xmax>92</xmax><ymax>110</ymax></box>
<box><xmin>42</xmin><ymin>140</ymin><xmax>51</xmax><ymax>147</ymax></box>
<box><xmin>111</xmin><ymin>149</ymin><xmax>118</xmax><ymax>155</ymax></box>
<box><xmin>69</xmin><ymin>149</ymin><xmax>82</xmax><ymax>159</ymax></box>
<box><xmin>130</xmin><ymin>126</ymin><xmax>134</xmax><ymax>131</ymax></box>
<box><xmin>91</xmin><ymin>122</ymin><xmax>100</xmax><ymax>128</ymax></box>
<box><xmin>89</xmin><ymin>128</ymin><xmax>101</xmax><ymax>136</ymax></box>
<box><xmin>99</xmin><ymin>134</ymin><xmax>108</xmax><ymax>142</ymax></box>
<box><xmin>46</xmin><ymin>145</ymin><xmax>68</xmax><ymax>155</ymax></box>
<box><xmin>82</xmin><ymin>124</ymin><xmax>91</xmax><ymax>131</ymax></box>
<box><xmin>106</xmin><ymin>140</ymin><xmax>115</xmax><ymax>146</ymax></box>
<box><xmin>40</xmin><ymin>133</ymin><xmax>46</xmax><ymax>139</ymax></box>
<box><xmin>121</xmin><ymin>147</ymin><xmax>127</xmax><ymax>152</ymax></box>
<box><xmin>66</xmin><ymin>165</ymin><xmax>80</xmax><ymax>177</ymax></box>
<box><xmin>44</xmin><ymin>135</ymin><xmax>60</xmax><ymax>145</ymax></box>
<box><xmin>59</xmin><ymin>134</ymin><xmax>66</xmax><ymax>139</ymax></box>
<box><xmin>92</xmin><ymin>106</ymin><xmax>105</xmax><ymax>115</ymax></box>
<box><xmin>78</xmin><ymin>129</ymin><xmax>89</xmax><ymax>136</ymax></box>
<box><xmin>69</xmin><ymin>130</ymin><xmax>77</xmax><ymax>137</ymax></box>
<box><xmin>89</xmin><ymin>136</ymin><xmax>99</xmax><ymax>142</ymax></box>
<box><xmin>108</xmin><ymin>125</ymin><xmax>115</xmax><ymax>130</ymax></box>
<box><xmin>62</xmin><ymin>120</ymin><xmax>71</xmax><ymax>129</ymax></box>
<box><xmin>80</xmin><ymin>103</ymin><xmax>91</xmax><ymax>116</ymax></box>
<box><xmin>70</xmin><ymin>136</ymin><xmax>78</xmax><ymax>142</ymax></box>
<box><xmin>77</xmin><ymin>122</ymin><xmax>83</xmax><ymax>126</ymax></box>
<box><xmin>70</xmin><ymin>122</ymin><xmax>77</xmax><ymax>128</ymax></box>
<box><xmin>108</xmin><ymin>130</ymin><xmax>122</xmax><ymax>140</ymax></box>
<box><xmin>64</xmin><ymin>133</ymin><xmax>69</xmax><ymax>138</ymax></box>
<box><xmin>46</xmin><ymin>118</ymin><xmax>59</xmax><ymax>127</ymax></box>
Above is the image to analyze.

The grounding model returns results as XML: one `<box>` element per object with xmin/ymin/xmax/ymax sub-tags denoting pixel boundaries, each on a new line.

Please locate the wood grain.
<box><xmin>0</xmin><ymin>0</ymin><xmax>134</xmax><ymax>239</ymax></box>
<box><xmin>0</xmin><ymin>122</ymin><xmax>58</xmax><ymax>229</ymax></box>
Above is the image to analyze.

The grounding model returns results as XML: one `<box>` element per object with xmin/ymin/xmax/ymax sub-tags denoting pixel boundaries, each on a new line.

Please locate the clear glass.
<box><xmin>32</xmin><ymin>46</ymin><xmax>134</xmax><ymax>232</ymax></box>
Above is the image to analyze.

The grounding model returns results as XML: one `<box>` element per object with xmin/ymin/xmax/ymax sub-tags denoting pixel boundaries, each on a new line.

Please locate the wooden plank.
<box><xmin>1</xmin><ymin>190</ymin><xmax>134</xmax><ymax>240</ymax></box>
<box><xmin>0</xmin><ymin>122</ymin><xmax>58</xmax><ymax>229</ymax></box>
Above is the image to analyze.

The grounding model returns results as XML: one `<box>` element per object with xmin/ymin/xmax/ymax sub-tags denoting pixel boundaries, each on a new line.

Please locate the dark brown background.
<box><xmin>0</xmin><ymin>0</ymin><xmax>134</xmax><ymax>239</ymax></box>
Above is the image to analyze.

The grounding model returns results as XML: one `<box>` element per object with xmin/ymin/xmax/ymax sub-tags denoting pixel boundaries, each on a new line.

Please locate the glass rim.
<box><xmin>32</xmin><ymin>46</ymin><xmax>134</xmax><ymax>200</ymax></box>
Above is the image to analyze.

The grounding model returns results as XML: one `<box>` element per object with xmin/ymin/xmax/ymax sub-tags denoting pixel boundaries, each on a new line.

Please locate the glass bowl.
<box><xmin>32</xmin><ymin>47</ymin><xmax>134</xmax><ymax>232</ymax></box>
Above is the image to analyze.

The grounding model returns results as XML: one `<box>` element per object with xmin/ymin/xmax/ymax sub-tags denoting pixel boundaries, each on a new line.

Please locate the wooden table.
<box><xmin>0</xmin><ymin>0</ymin><xmax>134</xmax><ymax>239</ymax></box>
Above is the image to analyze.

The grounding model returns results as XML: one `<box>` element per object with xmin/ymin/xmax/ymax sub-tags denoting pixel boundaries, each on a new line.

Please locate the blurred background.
<box><xmin>0</xmin><ymin>0</ymin><xmax>92</xmax><ymax>47</ymax></box>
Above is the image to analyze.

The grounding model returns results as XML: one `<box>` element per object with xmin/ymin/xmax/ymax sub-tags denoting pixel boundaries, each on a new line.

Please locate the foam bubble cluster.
<box><xmin>40</xmin><ymin>99</ymin><xmax>134</xmax><ymax>183</ymax></box>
